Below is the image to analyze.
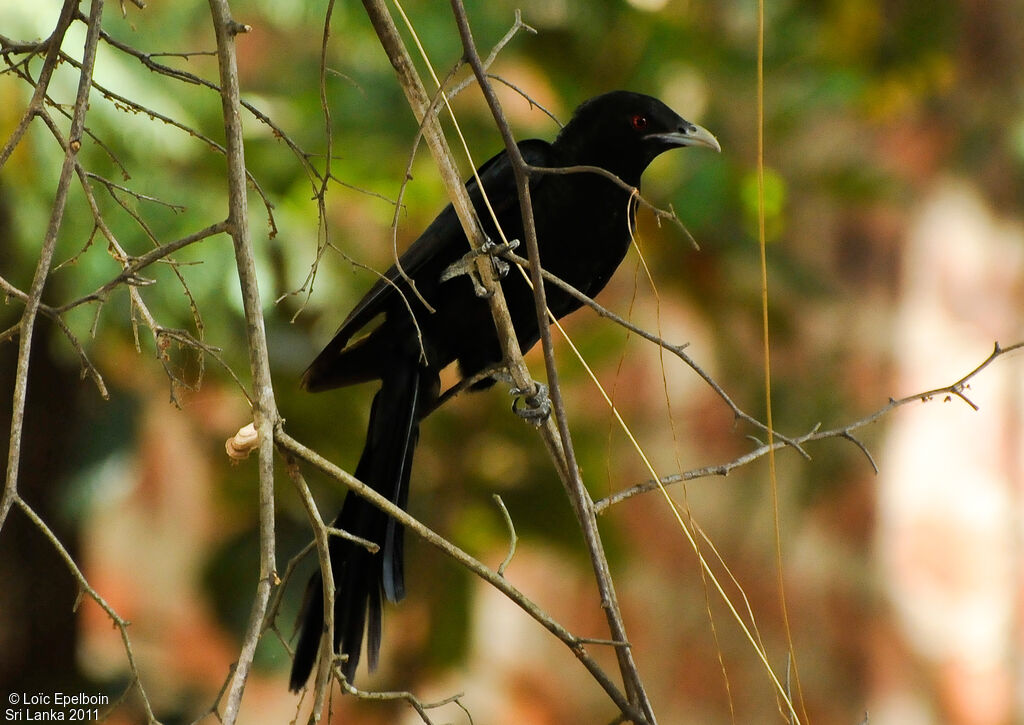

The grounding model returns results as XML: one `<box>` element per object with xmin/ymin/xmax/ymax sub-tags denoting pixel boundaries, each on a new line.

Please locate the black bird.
<box><xmin>290</xmin><ymin>90</ymin><xmax>719</xmax><ymax>691</ymax></box>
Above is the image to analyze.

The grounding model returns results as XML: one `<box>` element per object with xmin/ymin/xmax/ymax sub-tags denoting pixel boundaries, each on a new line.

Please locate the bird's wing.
<box><xmin>325</xmin><ymin>138</ymin><xmax>552</xmax><ymax>350</ymax></box>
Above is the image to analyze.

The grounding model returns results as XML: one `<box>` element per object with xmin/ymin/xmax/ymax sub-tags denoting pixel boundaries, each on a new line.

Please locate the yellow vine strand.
<box><xmin>394</xmin><ymin>3</ymin><xmax>800</xmax><ymax>717</ymax></box>
<box><xmin>631</xmin><ymin>237</ymin><xmax>737</xmax><ymax>723</ymax></box>
<box><xmin>392</xmin><ymin>0</ymin><xmax>511</xmax><ymax>247</ymax></box>
<box><xmin>545</xmin><ymin>305</ymin><xmax>798</xmax><ymax>722</ymax></box>
<box><xmin>757</xmin><ymin>0</ymin><xmax>808</xmax><ymax>720</ymax></box>
<box><xmin>512</xmin><ymin>194</ymin><xmax>797</xmax><ymax>720</ymax></box>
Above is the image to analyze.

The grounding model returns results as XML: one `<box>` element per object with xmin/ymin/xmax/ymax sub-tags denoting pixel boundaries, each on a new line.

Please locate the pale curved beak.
<box><xmin>646</xmin><ymin>122</ymin><xmax>721</xmax><ymax>153</ymax></box>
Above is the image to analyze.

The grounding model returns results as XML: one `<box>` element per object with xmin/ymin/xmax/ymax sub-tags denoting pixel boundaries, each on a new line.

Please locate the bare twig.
<box><xmin>498</xmin><ymin>249</ymin><xmax>809</xmax><ymax>458</ymax></box>
<box><xmin>359</xmin><ymin>0</ymin><xmax>548</xmax><ymax>419</ymax></box>
<box><xmin>527</xmin><ymin>164</ymin><xmax>688</xmax><ymax>237</ymax></box>
<box><xmin>0</xmin><ymin>0</ymin><xmax>78</xmax><ymax>169</ymax></box>
<box><xmin>339</xmin><ymin>677</ymin><xmax>467</xmax><ymax>725</ymax></box>
<box><xmin>280</xmin><ymin>455</ymin><xmax>336</xmax><ymax>719</ymax></box>
<box><xmin>93</xmin><ymin>15</ymin><xmax>321</xmax><ymax>195</ymax></box>
<box><xmin>53</xmin><ymin>220</ymin><xmax>230</xmax><ymax>315</ymax></box>
<box><xmin>595</xmin><ymin>340</ymin><xmax>1024</xmax><ymax>512</ymax></box>
<box><xmin>0</xmin><ymin>273</ymin><xmax>109</xmax><ymax>398</ymax></box>
<box><xmin>275</xmin><ymin>428</ymin><xmax>646</xmax><ymax>723</ymax></box>
<box><xmin>187</xmin><ymin>663</ymin><xmax>237</xmax><ymax>725</ymax></box>
<box><xmin>449</xmin><ymin>4</ymin><xmax>656</xmax><ymax>721</ymax></box>
<box><xmin>2</xmin><ymin>0</ymin><xmax>103</xmax><ymax>529</ymax></box>
<box><xmin>206</xmin><ymin>4</ymin><xmax>280</xmax><ymax>723</ymax></box>
<box><xmin>54</xmin><ymin>47</ymin><xmax>278</xmax><ymax>235</ymax></box>
<box><xmin>14</xmin><ymin>497</ymin><xmax>159</xmax><ymax>722</ymax></box>
<box><xmin>28</xmin><ymin>104</ymin><xmax>208</xmax><ymax>404</ymax></box>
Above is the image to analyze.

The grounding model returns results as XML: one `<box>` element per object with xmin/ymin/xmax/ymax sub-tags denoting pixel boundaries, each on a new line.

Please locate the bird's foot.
<box><xmin>440</xmin><ymin>238</ymin><xmax>521</xmax><ymax>297</ymax></box>
<box><xmin>510</xmin><ymin>381</ymin><xmax>551</xmax><ymax>425</ymax></box>
<box><xmin>483</xmin><ymin>238</ymin><xmax>520</xmax><ymax>279</ymax></box>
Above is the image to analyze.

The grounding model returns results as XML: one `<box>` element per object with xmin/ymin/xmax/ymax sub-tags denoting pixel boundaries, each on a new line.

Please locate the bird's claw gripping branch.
<box><xmin>439</xmin><ymin>237</ymin><xmax>521</xmax><ymax>297</ymax></box>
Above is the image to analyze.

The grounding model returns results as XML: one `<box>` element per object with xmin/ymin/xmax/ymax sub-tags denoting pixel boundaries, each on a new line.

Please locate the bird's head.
<box><xmin>554</xmin><ymin>90</ymin><xmax>720</xmax><ymax>184</ymax></box>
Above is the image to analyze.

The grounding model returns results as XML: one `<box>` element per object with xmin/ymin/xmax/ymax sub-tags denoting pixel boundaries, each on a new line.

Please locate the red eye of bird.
<box><xmin>630</xmin><ymin>114</ymin><xmax>649</xmax><ymax>131</ymax></box>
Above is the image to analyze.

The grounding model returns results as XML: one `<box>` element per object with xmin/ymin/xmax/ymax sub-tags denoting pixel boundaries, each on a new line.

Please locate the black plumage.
<box><xmin>290</xmin><ymin>90</ymin><xmax>719</xmax><ymax>691</ymax></box>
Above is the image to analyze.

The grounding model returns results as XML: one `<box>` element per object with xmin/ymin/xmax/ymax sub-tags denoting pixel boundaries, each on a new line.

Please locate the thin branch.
<box><xmin>275</xmin><ymin>428</ymin><xmax>646</xmax><ymax>724</ymax></box>
<box><xmin>206</xmin><ymin>4</ymin><xmax>280</xmax><ymax>723</ymax></box>
<box><xmin>387</xmin><ymin>60</ymin><xmax>463</xmax><ymax>315</ymax></box>
<box><xmin>595</xmin><ymin>340</ymin><xmax>1024</xmax><ymax>512</ymax></box>
<box><xmin>52</xmin><ymin>220</ymin><xmax>230</xmax><ymax>315</ymax></box>
<box><xmin>427</xmin><ymin>362</ymin><xmax>505</xmax><ymax>414</ymax></box>
<box><xmin>187</xmin><ymin>663</ymin><xmax>236</xmax><ymax>725</ymax></box>
<box><xmin>93</xmin><ymin>16</ymin><xmax>322</xmax><ymax>194</ymax></box>
<box><xmin>527</xmin><ymin>164</ymin><xmax>689</xmax><ymax>239</ymax></box>
<box><xmin>55</xmin><ymin>47</ymin><xmax>279</xmax><ymax>235</ymax></box>
<box><xmin>0</xmin><ymin>273</ymin><xmax>109</xmax><ymax>398</ymax></box>
<box><xmin>31</xmin><ymin>105</ymin><xmax>210</xmax><ymax>404</ymax></box>
<box><xmin>2</xmin><ymin>0</ymin><xmax>104</xmax><ymax>529</ymax></box>
<box><xmin>280</xmin><ymin>455</ymin><xmax>335</xmax><ymax>719</ymax></box>
<box><xmin>498</xmin><ymin>249</ymin><xmax>809</xmax><ymax>458</ymax></box>
<box><xmin>339</xmin><ymin>677</ymin><xmax>467</xmax><ymax>725</ymax></box>
<box><xmin>83</xmin><ymin>172</ymin><xmax>187</xmax><ymax>211</ymax></box>
<box><xmin>0</xmin><ymin>0</ymin><xmax>78</xmax><ymax>169</ymax></box>
<box><xmin>449</xmin><ymin>4</ymin><xmax>657</xmax><ymax>721</ymax></box>
<box><xmin>359</xmin><ymin>0</ymin><xmax>544</xmax><ymax>416</ymax></box>
<box><xmin>485</xmin><ymin>73</ymin><xmax>561</xmax><ymax>126</ymax></box>
<box><xmin>14</xmin><ymin>497</ymin><xmax>159</xmax><ymax>722</ymax></box>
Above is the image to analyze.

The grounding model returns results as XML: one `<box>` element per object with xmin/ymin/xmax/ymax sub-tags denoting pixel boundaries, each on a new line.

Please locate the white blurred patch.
<box><xmin>875</xmin><ymin>178</ymin><xmax>1023</xmax><ymax>723</ymax></box>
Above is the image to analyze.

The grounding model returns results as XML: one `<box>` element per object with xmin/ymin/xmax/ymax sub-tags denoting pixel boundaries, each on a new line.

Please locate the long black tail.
<box><xmin>289</xmin><ymin>363</ymin><xmax>437</xmax><ymax>691</ymax></box>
